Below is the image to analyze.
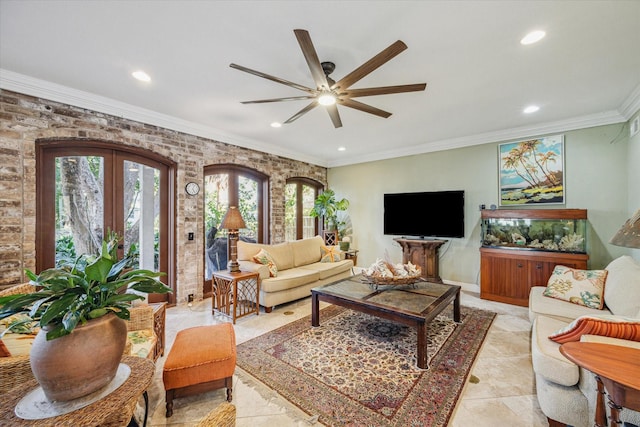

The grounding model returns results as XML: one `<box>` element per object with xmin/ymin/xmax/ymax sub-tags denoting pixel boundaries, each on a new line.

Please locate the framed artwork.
<box><xmin>499</xmin><ymin>134</ymin><xmax>564</xmax><ymax>206</ymax></box>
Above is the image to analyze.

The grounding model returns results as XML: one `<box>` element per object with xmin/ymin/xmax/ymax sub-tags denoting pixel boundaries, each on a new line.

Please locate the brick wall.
<box><xmin>0</xmin><ymin>89</ymin><xmax>326</xmax><ymax>301</ymax></box>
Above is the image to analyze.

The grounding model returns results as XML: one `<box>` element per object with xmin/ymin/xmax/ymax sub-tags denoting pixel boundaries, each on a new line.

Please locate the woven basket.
<box><xmin>361</xmin><ymin>272</ymin><xmax>422</xmax><ymax>286</ymax></box>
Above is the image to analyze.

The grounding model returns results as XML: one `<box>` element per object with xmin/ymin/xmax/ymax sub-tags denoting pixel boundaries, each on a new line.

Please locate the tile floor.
<box><xmin>145</xmin><ymin>285</ymin><xmax>549</xmax><ymax>426</ymax></box>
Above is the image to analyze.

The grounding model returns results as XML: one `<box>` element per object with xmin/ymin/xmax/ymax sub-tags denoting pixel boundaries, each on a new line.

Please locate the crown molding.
<box><xmin>0</xmin><ymin>69</ymin><xmax>327</xmax><ymax>167</ymax></box>
<box><xmin>619</xmin><ymin>82</ymin><xmax>640</xmax><ymax>120</ymax></box>
<box><xmin>2</xmin><ymin>69</ymin><xmax>636</xmax><ymax>169</ymax></box>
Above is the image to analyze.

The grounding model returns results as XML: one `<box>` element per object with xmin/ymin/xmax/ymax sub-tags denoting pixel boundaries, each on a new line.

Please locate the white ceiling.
<box><xmin>1</xmin><ymin>1</ymin><xmax>639</xmax><ymax>167</ymax></box>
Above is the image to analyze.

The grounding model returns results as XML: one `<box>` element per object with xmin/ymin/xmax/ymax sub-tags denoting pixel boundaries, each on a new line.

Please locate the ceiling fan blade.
<box><xmin>339</xmin><ymin>98</ymin><xmax>392</xmax><ymax>119</ymax></box>
<box><xmin>342</xmin><ymin>83</ymin><xmax>426</xmax><ymax>98</ymax></box>
<box><xmin>294</xmin><ymin>29</ymin><xmax>330</xmax><ymax>90</ymax></box>
<box><xmin>230</xmin><ymin>63</ymin><xmax>314</xmax><ymax>94</ymax></box>
<box><xmin>326</xmin><ymin>104</ymin><xmax>343</xmax><ymax>128</ymax></box>
<box><xmin>284</xmin><ymin>101</ymin><xmax>318</xmax><ymax>124</ymax></box>
<box><xmin>240</xmin><ymin>95</ymin><xmax>316</xmax><ymax>104</ymax></box>
<box><xmin>333</xmin><ymin>40</ymin><xmax>408</xmax><ymax>90</ymax></box>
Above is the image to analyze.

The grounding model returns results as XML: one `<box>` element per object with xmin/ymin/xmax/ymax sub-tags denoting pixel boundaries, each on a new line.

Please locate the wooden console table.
<box><xmin>0</xmin><ymin>356</ymin><xmax>154</xmax><ymax>426</ymax></box>
<box><xmin>560</xmin><ymin>342</ymin><xmax>640</xmax><ymax>427</ymax></box>
<box><xmin>394</xmin><ymin>238</ymin><xmax>446</xmax><ymax>283</ymax></box>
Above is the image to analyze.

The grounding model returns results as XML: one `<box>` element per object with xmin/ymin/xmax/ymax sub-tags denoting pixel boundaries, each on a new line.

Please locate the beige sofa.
<box><xmin>237</xmin><ymin>236</ymin><xmax>353</xmax><ymax>312</ymax></box>
<box><xmin>529</xmin><ymin>255</ymin><xmax>640</xmax><ymax>427</ymax></box>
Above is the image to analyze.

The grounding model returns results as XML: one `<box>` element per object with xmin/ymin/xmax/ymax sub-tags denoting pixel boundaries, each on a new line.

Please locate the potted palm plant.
<box><xmin>309</xmin><ymin>189</ymin><xmax>349</xmax><ymax>245</ymax></box>
<box><xmin>0</xmin><ymin>231</ymin><xmax>171</xmax><ymax>402</ymax></box>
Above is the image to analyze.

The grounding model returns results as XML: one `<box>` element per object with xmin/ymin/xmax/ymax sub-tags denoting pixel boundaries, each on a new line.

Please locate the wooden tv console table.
<box><xmin>394</xmin><ymin>238</ymin><xmax>446</xmax><ymax>283</ymax></box>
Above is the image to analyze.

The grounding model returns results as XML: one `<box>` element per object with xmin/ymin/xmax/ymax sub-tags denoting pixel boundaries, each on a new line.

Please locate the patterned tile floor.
<box><xmin>145</xmin><ymin>283</ymin><xmax>548</xmax><ymax>426</ymax></box>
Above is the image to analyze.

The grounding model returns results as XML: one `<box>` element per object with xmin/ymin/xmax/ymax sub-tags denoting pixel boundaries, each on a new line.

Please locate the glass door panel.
<box><xmin>123</xmin><ymin>161</ymin><xmax>160</xmax><ymax>271</ymax></box>
<box><xmin>302</xmin><ymin>184</ymin><xmax>315</xmax><ymax>239</ymax></box>
<box><xmin>238</xmin><ymin>175</ymin><xmax>257</xmax><ymax>240</ymax></box>
<box><xmin>284</xmin><ymin>183</ymin><xmax>297</xmax><ymax>241</ymax></box>
<box><xmin>54</xmin><ymin>156</ymin><xmax>104</xmax><ymax>265</ymax></box>
<box><xmin>204</xmin><ymin>173</ymin><xmax>229</xmax><ymax>278</ymax></box>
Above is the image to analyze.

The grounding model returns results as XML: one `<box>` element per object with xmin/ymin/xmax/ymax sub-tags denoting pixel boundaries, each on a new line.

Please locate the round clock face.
<box><xmin>185</xmin><ymin>182</ymin><xmax>200</xmax><ymax>196</ymax></box>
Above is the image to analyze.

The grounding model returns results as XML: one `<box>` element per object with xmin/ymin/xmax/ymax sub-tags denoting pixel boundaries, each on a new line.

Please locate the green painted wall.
<box><xmin>328</xmin><ymin>122</ymin><xmax>636</xmax><ymax>286</ymax></box>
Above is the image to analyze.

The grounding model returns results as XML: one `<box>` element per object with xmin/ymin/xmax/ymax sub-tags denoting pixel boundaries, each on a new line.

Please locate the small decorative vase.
<box><xmin>29</xmin><ymin>312</ymin><xmax>127</xmax><ymax>402</ymax></box>
<box><xmin>339</xmin><ymin>241</ymin><xmax>350</xmax><ymax>251</ymax></box>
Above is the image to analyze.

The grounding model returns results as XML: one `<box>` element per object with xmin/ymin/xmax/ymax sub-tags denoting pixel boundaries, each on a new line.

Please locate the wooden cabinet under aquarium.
<box><xmin>479</xmin><ymin>209</ymin><xmax>589</xmax><ymax>307</ymax></box>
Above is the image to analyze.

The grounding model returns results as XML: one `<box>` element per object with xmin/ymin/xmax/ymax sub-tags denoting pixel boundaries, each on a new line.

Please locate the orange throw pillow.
<box><xmin>549</xmin><ymin>315</ymin><xmax>640</xmax><ymax>344</ymax></box>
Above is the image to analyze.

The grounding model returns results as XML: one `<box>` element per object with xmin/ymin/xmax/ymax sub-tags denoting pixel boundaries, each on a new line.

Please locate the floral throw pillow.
<box><xmin>321</xmin><ymin>245</ymin><xmax>340</xmax><ymax>263</ymax></box>
<box><xmin>549</xmin><ymin>315</ymin><xmax>640</xmax><ymax>344</ymax></box>
<box><xmin>543</xmin><ymin>265</ymin><xmax>608</xmax><ymax>309</ymax></box>
<box><xmin>253</xmin><ymin>248</ymin><xmax>278</xmax><ymax>277</ymax></box>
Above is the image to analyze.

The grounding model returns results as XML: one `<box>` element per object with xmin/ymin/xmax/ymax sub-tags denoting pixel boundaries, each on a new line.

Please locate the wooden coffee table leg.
<box><xmin>311</xmin><ymin>291</ymin><xmax>320</xmax><ymax>327</ymax></box>
<box><xmin>417</xmin><ymin>322</ymin><xmax>428</xmax><ymax>369</ymax></box>
<box><xmin>453</xmin><ymin>289</ymin><xmax>461</xmax><ymax>323</ymax></box>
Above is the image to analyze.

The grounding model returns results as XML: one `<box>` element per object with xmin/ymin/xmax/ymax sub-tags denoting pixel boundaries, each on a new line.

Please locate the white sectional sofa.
<box><xmin>529</xmin><ymin>255</ymin><xmax>640</xmax><ymax>427</ymax></box>
<box><xmin>237</xmin><ymin>236</ymin><xmax>353</xmax><ymax>312</ymax></box>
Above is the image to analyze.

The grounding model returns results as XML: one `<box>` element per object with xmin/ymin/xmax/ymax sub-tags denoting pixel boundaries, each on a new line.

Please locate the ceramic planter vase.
<box><xmin>29</xmin><ymin>312</ymin><xmax>127</xmax><ymax>402</ymax></box>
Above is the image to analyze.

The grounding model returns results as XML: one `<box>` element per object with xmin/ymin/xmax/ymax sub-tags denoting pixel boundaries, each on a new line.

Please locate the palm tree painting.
<box><xmin>499</xmin><ymin>135</ymin><xmax>564</xmax><ymax>205</ymax></box>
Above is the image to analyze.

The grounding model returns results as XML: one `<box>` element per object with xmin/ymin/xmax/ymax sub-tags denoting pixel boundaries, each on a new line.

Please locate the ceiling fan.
<box><xmin>230</xmin><ymin>29</ymin><xmax>427</xmax><ymax>128</ymax></box>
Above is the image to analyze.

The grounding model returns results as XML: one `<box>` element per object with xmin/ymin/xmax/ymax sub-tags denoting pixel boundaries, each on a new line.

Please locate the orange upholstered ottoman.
<box><xmin>163</xmin><ymin>323</ymin><xmax>236</xmax><ymax>417</ymax></box>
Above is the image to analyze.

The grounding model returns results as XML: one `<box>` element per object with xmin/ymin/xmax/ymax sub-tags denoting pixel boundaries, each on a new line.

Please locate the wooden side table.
<box><xmin>344</xmin><ymin>249</ymin><xmax>359</xmax><ymax>266</ymax></box>
<box><xmin>560</xmin><ymin>342</ymin><xmax>640</xmax><ymax>427</ymax></box>
<box><xmin>149</xmin><ymin>302</ymin><xmax>166</xmax><ymax>359</ymax></box>
<box><xmin>212</xmin><ymin>270</ymin><xmax>260</xmax><ymax>324</ymax></box>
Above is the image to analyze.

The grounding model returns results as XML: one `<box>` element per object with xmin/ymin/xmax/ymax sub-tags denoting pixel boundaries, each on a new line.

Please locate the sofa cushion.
<box><xmin>291</xmin><ymin>236</ymin><xmax>323</xmax><ymax>267</ymax></box>
<box><xmin>321</xmin><ymin>245</ymin><xmax>340</xmax><ymax>263</ymax></box>
<box><xmin>299</xmin><ymin>260</ymin><xmax>353</xmax><ymax>280</ymax></box>
<box><xmin>543</xmin><ymin>265</ymin><xmax>607</xmax><ymax>309</ymax></box>
<box><xmin>237</xmin><ymin>241</ymin><xmax>294</xmax><ymax>271</ymax></box>
<box><xmin>603</xmin><ymin>255</ymin><xmax>640</xmax><ymax>317</ymax></box>
<box><xmin>529</xmin><ymin>286</ymin><xmax>609</xmax><ymax>323</ymax></box>
<box><xmin>549</xmin><ymin>314</ymin><xmax>640</xmax><ymax>344</ymax></box>
<box><xmin>531</xmin><ymin>315</ymin><xmax>580</xmax><ymax>386</ymax></box>
<box><xmin>253</xmin><ymin>249</ymin><xmax>278</xmax><ymax>277</ymax></box>
<box><xmin>260</xmin><ymin>268</ymin><xmax>320</xmax><ymax>293</ymax></box>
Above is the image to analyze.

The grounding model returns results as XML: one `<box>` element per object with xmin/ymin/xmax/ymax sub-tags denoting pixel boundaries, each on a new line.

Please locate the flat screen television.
<box><xmin>383</xmin><ymin>190</ymin><xmax>465</xmax><ymax>238</ymax></box>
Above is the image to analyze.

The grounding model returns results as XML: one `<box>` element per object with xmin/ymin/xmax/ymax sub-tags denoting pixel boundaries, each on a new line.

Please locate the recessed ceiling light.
<box><xmin>132</xmin><ymin>70</ymin><xmax>151</xmax><ymax>82</ymax></box>
<box><xmin>523</xmin><ymin>105</ymin><xmax>540</xmax><ymax>114</ymax></box>
<box><xmin>270</xmin><ymin>122</ymin><xmax>282</xmax><ymax>128</ymax></box>
<box><xmin>338</xmin><ymin>146</ymin><xmax>346</xmax><ymax>151</ymax></box>
<box><xmin>521</xmin><ymin>30</ymin><xmax>546</xmax><ymax>45</ymax></box>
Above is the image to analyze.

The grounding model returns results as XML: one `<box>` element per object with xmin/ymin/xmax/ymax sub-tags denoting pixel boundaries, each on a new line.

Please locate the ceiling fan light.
<box><xmin>318</xmin><ymin>93</ymin><xmax>336</xmax><ymax>106</ymax></box>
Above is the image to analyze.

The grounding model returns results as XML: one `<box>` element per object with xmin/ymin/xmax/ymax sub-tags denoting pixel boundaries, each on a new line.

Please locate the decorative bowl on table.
<box><xmin>361</xmin><ymin>259</ymin><xmax>422</xmax><ymax>289</ymax></box>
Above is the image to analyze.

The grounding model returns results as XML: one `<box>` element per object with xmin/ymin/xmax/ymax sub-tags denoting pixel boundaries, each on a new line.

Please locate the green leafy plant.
<box><xmin>309</xmin><ymin>189</ymin><xmax>349</xmax><ymax>231</ymax></box>
<box><xmin>0</xmin><ymin>231</ymin><xmax>171</xmax><ymax>341</ymax></box>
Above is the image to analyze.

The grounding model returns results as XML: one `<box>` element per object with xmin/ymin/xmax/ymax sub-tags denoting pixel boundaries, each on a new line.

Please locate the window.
<box><xmin>203</xmin><ymin>165</ymin><xmax>268</xmax><ymax>295</ymax></box>
<box><xmin>285</xmin><ymin>178</ymin><xmax>322</xmax><ymax>241</ymax></box>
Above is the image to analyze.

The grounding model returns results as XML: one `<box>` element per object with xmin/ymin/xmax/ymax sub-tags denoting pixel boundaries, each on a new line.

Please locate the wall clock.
<box><xmin>185</xmin><ymin>182</ymin><xmax>200</xmax><ymax>196</ymax></box>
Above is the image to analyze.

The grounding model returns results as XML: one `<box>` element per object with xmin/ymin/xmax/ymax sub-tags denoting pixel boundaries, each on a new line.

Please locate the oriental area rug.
<box><xmin>236</xmin><ymin>304</ymin><xmax>496</xmax><ymax>426</ymax></box>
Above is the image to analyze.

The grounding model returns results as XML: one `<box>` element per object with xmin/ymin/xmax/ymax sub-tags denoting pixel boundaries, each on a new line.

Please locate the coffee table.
<box><xmin>311</xmin><ymin>275</ymin><xmax>461</xmax><ymax>369</ymax></box>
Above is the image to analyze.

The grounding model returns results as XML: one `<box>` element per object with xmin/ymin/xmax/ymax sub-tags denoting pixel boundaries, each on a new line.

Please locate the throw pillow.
<box><xmin>549</xmin><ymin>314</ymin><xmax>640</xmax><ymax>344</ymax></box>
<box><xmin>253</xmin><ymin>248</ymin><xmax>278</xmax><ymax>277</ymax></box>
<box><xmin>321</xmin><ymin>245</ymin><xmax>340</xmax><ymax>263</ymax></box>
<box><xmin>0</xmin><ymin>339</ymin><xmax>10</xmax><ymax>357</ymax></box>
<box><xmin>543</xmin><ymin>265</ymin><xmax>607</xmax><ymax>309</ymax></box>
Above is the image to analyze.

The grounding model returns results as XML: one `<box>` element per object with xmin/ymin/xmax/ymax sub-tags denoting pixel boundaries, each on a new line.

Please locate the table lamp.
<box><xmin>221</xmin><ymin>206</ymin><xmax>246</xmax><ymax>273</ymax></box>
<box><xmin>609</xmin><ymin>209</ymin><xmax>640</xmax><ymax>249</ymax></box>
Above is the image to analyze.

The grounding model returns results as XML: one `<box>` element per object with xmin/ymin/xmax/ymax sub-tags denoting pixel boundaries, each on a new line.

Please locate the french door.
<box><xmin>36</xmin><ymin>142</ymin><xmax>175</xmax><ymax>303</ymax></box>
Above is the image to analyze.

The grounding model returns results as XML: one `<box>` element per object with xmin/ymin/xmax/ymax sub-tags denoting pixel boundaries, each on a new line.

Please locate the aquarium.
<box><xmin>481</xmin><ymin>209</ymin><xmax>587</xmax><ymax>253</ymax></box>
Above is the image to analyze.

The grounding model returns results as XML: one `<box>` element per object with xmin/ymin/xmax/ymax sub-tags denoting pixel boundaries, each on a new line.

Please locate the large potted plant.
<box><xmin>0</xmin><ymin>231</ymin><xmax>171</xmax><ymax>402</ymax></box>
<box><xmin>310</xmin><ymin>189</ymin><xmax>349</xmax><ymax>245</ymax></box>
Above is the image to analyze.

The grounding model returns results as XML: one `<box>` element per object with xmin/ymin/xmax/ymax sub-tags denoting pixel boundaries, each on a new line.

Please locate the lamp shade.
<box><xmin>220</xmin><ymin>206</ymin><xmax>246</xmax><ymax>230</ymax></box>
<box><xmin>609</xmin><ymin>209</ymin><xmax>640</xmax><ymax>249</ymax></box>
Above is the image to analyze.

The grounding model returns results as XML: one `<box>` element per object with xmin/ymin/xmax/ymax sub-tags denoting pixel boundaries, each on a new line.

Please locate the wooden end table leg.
<box><xmin>311</xmin><ymin>291</ymin><xmax>320</xmax><ymax>327</ymax></box>
<box><xmin>595</xmin><ymin>376</ymin><xmax>608</xmax><ymax>427</ymax></box>
<box><xmin>453</xmin><ymin>289</ymin><xmax>461</xmax><ymax>323</ymax></box>
<box><xmin>417</xmin><ymin>322</ymin><xmax>428</xmax><ymax>369</ymax></box>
